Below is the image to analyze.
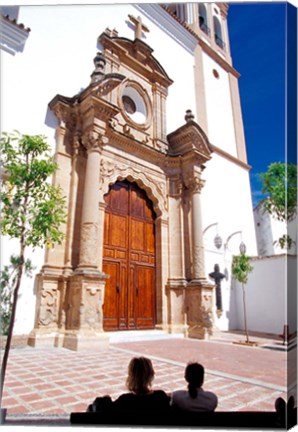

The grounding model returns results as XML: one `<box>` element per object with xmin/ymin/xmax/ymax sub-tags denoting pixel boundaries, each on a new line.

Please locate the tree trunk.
<box><xmin>0</xmin><ymin>245</ymin><xmax>25</xmax><ymax>404</ymax></box>
<box><xmin>242</xmin><ymin>283</ymin><xmax>250</xmax><ymax>343</ymax></box>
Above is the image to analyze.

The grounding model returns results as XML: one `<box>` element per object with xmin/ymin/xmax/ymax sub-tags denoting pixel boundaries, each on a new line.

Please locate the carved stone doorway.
<box><xmin>102</xmin><ymin>180</ymin><xmax>156</xmax><ymax>331</ymax></box>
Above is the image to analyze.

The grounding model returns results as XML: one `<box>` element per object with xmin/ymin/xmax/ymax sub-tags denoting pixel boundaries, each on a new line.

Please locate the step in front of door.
<box><xmin>108</xmin><ymin>330</ymin><xmax>185</xmax><ymax>343</ymax></box>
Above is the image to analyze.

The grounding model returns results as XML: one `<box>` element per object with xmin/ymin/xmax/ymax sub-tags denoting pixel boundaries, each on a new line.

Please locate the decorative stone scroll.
<box><xmin>39</xmin><ymin>288</ymin><xmax>57</xmax><ymax>327</ymax></box>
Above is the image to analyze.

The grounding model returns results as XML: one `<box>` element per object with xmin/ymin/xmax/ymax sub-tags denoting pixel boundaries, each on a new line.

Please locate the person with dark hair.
<box><xmin>171</xmin><ymin>362</ymin><xmax>218</xmax><ymax>412</ymax></box>
<box><xmin>113</xmin><ymin>356</ymin><xmax>170</xmax><ymax>413</ymax></box>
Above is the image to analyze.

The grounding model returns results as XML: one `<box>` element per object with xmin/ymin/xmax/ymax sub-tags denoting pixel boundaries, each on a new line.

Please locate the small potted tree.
<box><xmin>232</xmin><ymin>252</ymin><xmax>257</xmax><ymax>346</ymax></box>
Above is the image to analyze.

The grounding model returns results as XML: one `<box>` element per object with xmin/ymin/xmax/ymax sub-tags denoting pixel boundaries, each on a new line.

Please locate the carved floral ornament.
<box><xmin>183</xmin><ymin>171</ymin><xmax>205</xmax><ymax>193</ymax></box>
<box><xmin>81</xmin><ymin>131</ymin><xmax>109</xmax><ymax>153</ymax></box>
<box><xmin>99</xmin><ymin>159</ymin><xmax>167</xmax><ymax>217</ymax></box>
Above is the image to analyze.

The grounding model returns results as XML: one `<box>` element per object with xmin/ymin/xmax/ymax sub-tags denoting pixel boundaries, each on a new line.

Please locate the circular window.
<box><xmin>213</xmin><ymin>69</ymin><xmax>220</xmax><ymax>79</ymax></box>
<box><xmin>122</xmin><ymin>86</ymin><xmax>148</xmax><ymax>125</ymax></box>
<box><xmin>122</xmin><ymin>95</ymin><xmax>136</xmax><ymax>115</ymax></box>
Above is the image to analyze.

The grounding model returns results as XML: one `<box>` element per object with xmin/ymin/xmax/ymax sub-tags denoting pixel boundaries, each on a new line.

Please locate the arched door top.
<box><xmin>99</xmin><ymin>160</ymin><xmax>167</xmax><ymax>218</ymax></box>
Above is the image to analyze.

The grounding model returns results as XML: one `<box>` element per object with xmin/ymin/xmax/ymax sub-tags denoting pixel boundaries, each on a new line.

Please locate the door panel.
<box><xmin>130</xmin><ymin>219</ymin><xmax>145</xmax><ymax>251</ymax></box>
<box><xmin>102</xmin><ymin>261</ymin><xmax>119</xmax><ymax>330</ymax></box>
<box><xmin>135</xmin><ymin>266</ymin><xmax>155</xmax><ymax>328</ymax></box>
<box><xmin>103</xmin><ymin>180</ymin><xmax>156</xmax><ymax>331</ymax></box>
<box><xmin>110</xmin><ymin>214</ymin><xmax>127</xmax><ymax>248</ymax></box>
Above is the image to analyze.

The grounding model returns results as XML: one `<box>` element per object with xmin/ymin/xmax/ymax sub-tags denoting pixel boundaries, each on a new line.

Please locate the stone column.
<box><xmin>77</xmin><ymin>131</ymin><xmax>108</xmax><ymax>271</ymax></box>
<box><xmin>64</xmin><ymin>131</ymin><xmax>109</xmax><ymax>351</ymax></box>
<box><xmin>189</xmin><ymin>171</ymin><xmax>206</xmax><ymax>281</ymax></box>
<box><xmin>184</xmin><ymin>168</ymin><xmax>215</xmax><ymax>339</ymax></box>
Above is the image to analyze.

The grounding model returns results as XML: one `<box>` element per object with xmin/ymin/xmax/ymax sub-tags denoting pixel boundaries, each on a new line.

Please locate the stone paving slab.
<box><xmin>1</xmin><ymin>336</ymin><xmax>296</xmax><ymax>420</ymax></box>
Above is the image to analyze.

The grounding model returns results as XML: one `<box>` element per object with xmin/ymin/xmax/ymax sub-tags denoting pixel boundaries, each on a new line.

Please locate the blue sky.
<box><xmin>228</xmin><ymin>2</ymin><xmax>288</xmax><ymax>207</ymax></box>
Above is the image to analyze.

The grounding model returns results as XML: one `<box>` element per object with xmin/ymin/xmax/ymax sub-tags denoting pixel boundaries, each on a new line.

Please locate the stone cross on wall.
<box><xmin>128</xmin><ymin>14</ymin><xmax>149</xmax><ymax>40</ymax></box>
<box><xmin>209</xmin><ymin>264</ymin><xmax>225</xmax><ymax>313</ymax></box>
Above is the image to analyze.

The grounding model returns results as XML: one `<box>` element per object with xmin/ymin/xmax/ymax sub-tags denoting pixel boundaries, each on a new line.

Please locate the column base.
<box><xmin>63</xmin><ymin>330</ymin><xmax>109</xmax><ymax>351</ymax></box>
<box><xmin>186</xmin><ymin>324</ymin><xmax>211</xmax><ymax>340</ymax></box>
<box><xmin>167</xmin><ymin>323</ymin><xmax>188</xmax><ymax>336</ymax></box>
<box><xmin>28</xmin><ymin>329</ymin><xmax>64</xmax><ymax>348</ymax></box>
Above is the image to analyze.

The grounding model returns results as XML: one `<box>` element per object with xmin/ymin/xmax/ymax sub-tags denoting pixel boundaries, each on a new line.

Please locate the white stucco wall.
<box><xmin>230</xmin><ymin>255</ymin><xmax>296</xmax><ymax>336</ymax></box>
<box><xmin>201</xmin><ymin>153</ymin><xmax>257</xmax><ymax>332</ymax></box>
<box><xmin>202</xmin><ymin>53</ymin><xmax>237</xmax><ymax>156</ymax></box>
<box><xmin>201</xmin><ymin>153</ymin><xmax>257</xmax><ymax>257</ymax></box>
<box><xmin>254</xmin><ymin>202</ymin><xmax>297</xmax><ymax>256</ymax></box>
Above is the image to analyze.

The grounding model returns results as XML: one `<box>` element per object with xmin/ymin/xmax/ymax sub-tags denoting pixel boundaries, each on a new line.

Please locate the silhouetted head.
<box><xmin>126</xmin><ymin>357</ymin><xmax>155</xmax><ymax>394</ymax></box>
<box><xmin>185</xmin><ymin>363</ymin><xmax>204</xmax><ymax>398</ymax></box>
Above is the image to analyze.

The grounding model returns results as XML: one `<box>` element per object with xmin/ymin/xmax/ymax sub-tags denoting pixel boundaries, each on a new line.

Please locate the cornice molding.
<box><xmin>167</xmin><ymin>120</ymin><xmax>213</xmax><ymax>165</ymax></box>
<box><xmin>0</xmin><ymin>13</ymin><xmax>30</xmax><ymax>55</ymax></box>
<box><xmin>134</xmin><ymin>3</ymin><xmax>198</xmax><ymax>55</ymax></box>
<box><xmin>199</xmin><ymin>39</ymin><xmax>240</xmax><ymax>78</ymax></box>
<box><xmin>210</xmin><ymin>144</ymin><xmax>251</xmax><ymax>171</ymax></box>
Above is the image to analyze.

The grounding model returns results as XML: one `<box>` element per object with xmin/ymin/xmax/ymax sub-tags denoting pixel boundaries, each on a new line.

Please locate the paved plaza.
<box><xmin>1</xmin><ymin>331</ymin><xmax>296</xmax><ymax>423</ymax></box>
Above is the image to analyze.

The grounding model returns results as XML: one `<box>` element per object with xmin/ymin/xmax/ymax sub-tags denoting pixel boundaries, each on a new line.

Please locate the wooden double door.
<box><xmin>102</xmin><ymin>180</ymin><xmax>156</xmax><ymax>331</ymax></box>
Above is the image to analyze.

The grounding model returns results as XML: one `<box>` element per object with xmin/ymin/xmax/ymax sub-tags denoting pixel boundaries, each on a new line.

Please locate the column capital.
<box><xmin>184</xmin><ymin>172</ymin><xmax>205</xmax><ymax>194</ymax></box>
<box><xmin>52</xmin><ymin>102</ymin><xmax>77</xmax><ymax>132</ymax></box>
<box><xmin>82</xmin><ymin>131</ymin><xmax>108</xmax><ymax>153</ymax></box>
<box><xmin>169</xmin><ymin>176</ymin><xmax>183</xmax><ymax>198</ymax></box>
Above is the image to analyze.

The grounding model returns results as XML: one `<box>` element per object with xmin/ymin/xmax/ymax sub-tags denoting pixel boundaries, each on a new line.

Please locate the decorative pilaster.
<box><xmin>63</xmin><ymin>135</ymin><xmax>80</xmax><ymax>275</ymax></box>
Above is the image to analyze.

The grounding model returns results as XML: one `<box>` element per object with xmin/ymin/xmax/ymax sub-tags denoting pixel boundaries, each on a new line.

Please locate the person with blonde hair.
<box><xmin>171</xmin><ymin>362</ymin><xmax>217</xmax><ymax>412</ymax></box>
<box><xmin>114</xmin><ymin>356</ymin><xmax>170</xmax><ymax>412</ymax></box>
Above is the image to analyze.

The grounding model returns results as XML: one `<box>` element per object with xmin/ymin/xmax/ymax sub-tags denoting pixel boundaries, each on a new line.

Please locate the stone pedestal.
<box><xmin>63</xmin><ymin>331</ymin><xmax>109</xmax><ymax>351</ymax></box>
<box><xmin>185</xmin><ymin>282</ymin><xmax>214</xmax><ymax>339</ymax></box>
<box><xmin>29</xmin><ymin>268</ymin><xmax>110</xmax><ymax>350</ymax></box>
<box><xmin>62</xmin><ymin>270</ymin><xmax>109</xmax><ymax>351</ymax></box>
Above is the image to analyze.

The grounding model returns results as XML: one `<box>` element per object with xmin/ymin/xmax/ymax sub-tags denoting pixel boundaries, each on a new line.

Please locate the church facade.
<box><xmin>1</xmin><ymin>3</ymin><xmax>257</xmax><ymax>349</ymax></box>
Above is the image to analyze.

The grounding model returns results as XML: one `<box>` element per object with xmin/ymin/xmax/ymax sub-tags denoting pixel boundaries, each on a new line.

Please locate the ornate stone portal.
<box><xmin>28</xmin><ymin>26</ymin><xmax>215</xmax><ymax>350</ymax></box>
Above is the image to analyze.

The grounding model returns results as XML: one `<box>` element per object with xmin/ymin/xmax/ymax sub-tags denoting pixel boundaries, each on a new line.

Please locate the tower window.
<box><xmin>164</xmin><ymin>3</ymin><xmax>186</xmax><ymax>22</ymax></box>
<box><xmin>213</xmin><ymin>16</ymin><xmax>225</xmax><ymax>50</ymax></box>
<box><xmin>198</xmin><ymin>4</ymin><xmax>210</xmax><ymax>36</ymax></box>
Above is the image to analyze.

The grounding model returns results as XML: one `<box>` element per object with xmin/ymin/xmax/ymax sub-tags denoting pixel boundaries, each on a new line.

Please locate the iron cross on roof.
<box><xmin>128</xmin><ymin>14</ymin><xmax>149</xmax><ymax>40</ymax></box>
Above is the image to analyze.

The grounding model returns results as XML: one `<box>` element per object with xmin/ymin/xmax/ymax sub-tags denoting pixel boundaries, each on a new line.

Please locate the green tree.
<box><xmin>259</xmin><ymin>162</ymin><xmax>297</xmax><ymax>249</ymax></box>
<box><xmin>0</xmin><ymin>131</ymin><xmax>66</xmax><ymax>404</ymax></box>
<box><xmin>1</xmin><ymin>255</ymin><xmax>35</xmax><ymax>336</ymax></box>
<box><xmin>231</xmin><ymin>253</ymin><xmax>253</xmax><ymax>343</ymax></box>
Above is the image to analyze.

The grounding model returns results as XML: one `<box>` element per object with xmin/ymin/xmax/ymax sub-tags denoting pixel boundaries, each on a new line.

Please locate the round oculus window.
<box><xmin>122</xmin><ymin>87</ymin><xmax>147</xmax><ymax>125</ymax></box>
<box><xmin>122</xmin><ymin>95</ymin><xmax>136</xmax><ymax>115</ymax></box>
